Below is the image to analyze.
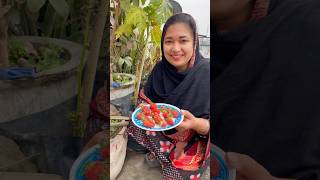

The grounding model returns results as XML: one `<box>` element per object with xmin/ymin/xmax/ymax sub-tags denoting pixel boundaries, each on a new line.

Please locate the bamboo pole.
<box><xmin>132</xmin><ymin>27</ymin><xmax>150</xmax><ymax>105</ymax></box>
<box><xmin>78</xmin><ymin>0</ymin><xmax>108</xmax><ymax>136</ymax></box>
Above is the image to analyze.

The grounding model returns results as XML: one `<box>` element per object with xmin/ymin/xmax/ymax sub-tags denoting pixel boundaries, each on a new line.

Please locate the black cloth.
<box><xmin>213</xmin><ymin>0</ymin><xmax>320</xmax><ymax>179</ymax></box>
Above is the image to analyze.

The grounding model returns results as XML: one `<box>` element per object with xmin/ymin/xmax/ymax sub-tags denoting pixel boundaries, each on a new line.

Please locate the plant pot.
<box><xmin>0</xmin><ymin>36</ymin><xmax>82</xmax><ymax>123</ymax></box>
<box><xmin>110</xmin><ymin>73</ymin><xmax>135</xmax><ymax>101</ymax></box>
<box><xmin>111</xmin><ymin>73</ymin><xmax>135</xmax><ymax>116</ymax></box>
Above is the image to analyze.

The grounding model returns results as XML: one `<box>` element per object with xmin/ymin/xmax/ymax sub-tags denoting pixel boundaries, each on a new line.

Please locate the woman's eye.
<box><xmin>181</xmin><ymin>39</ymin><xmax>189</xmax><ymax>43</ymax></box>
<box><xmin>165</xmin><ymin>41</ymin><xmax>172</xmax><ymax>44</ymax></box>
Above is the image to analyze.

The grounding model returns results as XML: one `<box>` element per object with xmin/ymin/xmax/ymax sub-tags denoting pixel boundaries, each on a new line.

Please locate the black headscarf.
<box><xmin>144</xmin><ymin>13</ymin><xmax>210</xmax><ymax>119</ymax></box>
<box><xmin>213</xmin><ymin>0</ymin><xmax>320</xmax><ymax>179</ymax></box>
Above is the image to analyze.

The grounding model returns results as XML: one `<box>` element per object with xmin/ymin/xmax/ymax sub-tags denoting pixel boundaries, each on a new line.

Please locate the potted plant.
<box><xmin>0</xmin><ymin>0</ymin><xmax>83</xmax><ymax>123</ymax></box>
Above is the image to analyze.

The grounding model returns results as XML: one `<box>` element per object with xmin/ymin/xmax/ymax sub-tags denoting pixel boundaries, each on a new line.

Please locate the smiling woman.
<box><xmin>127</xmin><ymin>13</ymin><xmax>210</xmax><ymax>180</ymax></box>
<box><xmin>163</xmin><ymin>23</ymin><xmax>194</xmax><ymax>72</ymax></box>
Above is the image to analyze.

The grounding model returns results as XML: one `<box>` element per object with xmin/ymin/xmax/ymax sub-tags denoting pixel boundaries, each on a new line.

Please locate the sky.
<box><xmin>174</xmin><ymin>0</ymin><xmax>210</xmax><ymax>37</ymax></box>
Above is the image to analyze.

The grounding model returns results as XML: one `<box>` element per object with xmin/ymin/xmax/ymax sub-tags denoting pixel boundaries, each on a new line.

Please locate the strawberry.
<box><xmin>166</xmin><ymin>117</ymin><xmax>175</xmax><ymax>125</ymax></box>
<box><xmin>162</xmin><ymin>111</ymin><xmax>169</xmax><ymax>118</ymax></box>
<box><xmin>141</xmin><ymin>116</ymin><xmax>155</xmax><ymax>127</ymax></box>
<box><xmin>142</xmin><ymin>106</ymin><xmax>151</xmax><ymax>116</ymax></box>
<box><xmin>153</xmin><ymin>115</ymin><xmax>161</xmax><ymax>124</ymax></box>
<box><xmin>172</xmin><ymin>110</ymin><xmax>179</xmax><ymax>118</ymax></box>
<box><xmin>158</xmin><ymin>119</ymin><xmax>167</xmax><ymax>127</ymax></box>
<box><xmin>150</xmin><ymin>103</ymin><xmax>157</xmax><ymax>110</ymax></box>
<box><xmin>143</xmin><ymin>118</ymin><xmax>155</xmax><ymax>128</ymax></box>
<box><xmin>137</xmin><ymin>112</ymin><xmax>144</xmax><ymax>120</ymax></box>
<box><xmin>150</xmin><ymin>103</ymin><xmax>160</xmax><ymax>113</ymax></box>
<box><xmin>160</xmin><ymin>106</ymin><xmax>167</xmax><ymax>113</ymax></box>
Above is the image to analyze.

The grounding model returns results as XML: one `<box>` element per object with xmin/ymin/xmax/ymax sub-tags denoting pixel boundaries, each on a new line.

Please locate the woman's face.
<box><xmin>163</xmin><ymin>23</ymin><xmax>194</xmax><ymax>72</ymax></box>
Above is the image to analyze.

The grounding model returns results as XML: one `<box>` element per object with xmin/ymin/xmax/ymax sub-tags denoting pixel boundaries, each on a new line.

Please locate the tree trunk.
<box><xmin>0</xmin><ymin>1</ymin><xmax>9</xmax><ymax>68</ymax></box>
<box><xmin>78</xmin><ymin>0</ymin><xmax>108</xmax><ymax>136</ymax></box>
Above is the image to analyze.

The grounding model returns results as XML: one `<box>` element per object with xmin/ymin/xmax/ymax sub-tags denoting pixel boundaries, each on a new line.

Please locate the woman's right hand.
<box><xmin>175</xmin><ymin>110</ymin><xmax>197</xmax><ymax>132</ymax></box>
<box><xmin>176</xmin><ymin>110</ymin><xmax>210</xmax><ymax>135</ymax></box>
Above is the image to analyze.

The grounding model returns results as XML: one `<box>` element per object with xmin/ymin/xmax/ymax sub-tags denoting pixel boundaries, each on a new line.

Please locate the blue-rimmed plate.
<box><xmin>212</xmin><ymin>144</ymin><xmax>236</xmax><ymax>180</ymax></box>
<box><xmin>69</xmin><ymin>145</ymin><xmax>101</xmax><ymax>180</ymax></box>
<box><xmin>131</xmin><ymin>103</ymin><xmax>184</xmax><ymax>131</ymax></box>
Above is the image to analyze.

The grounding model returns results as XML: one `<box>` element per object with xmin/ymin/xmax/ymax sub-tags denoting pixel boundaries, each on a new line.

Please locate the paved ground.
<box><xmin>117</xmin><ymin>150</ymin><xmax>210</xmax><ymax>180</ymax></box>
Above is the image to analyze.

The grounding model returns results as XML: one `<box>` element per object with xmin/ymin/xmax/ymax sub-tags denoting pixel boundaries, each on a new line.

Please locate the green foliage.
<box><xmin>117</xmin><ymin>56</ymin><xmax>132</xmax><ymax>73</ymax></box>
<box><xmin>112</xmin><ymin>73</ymin><xmax>132</xmax><ymax>84</ymax></box>
<box><xmin>115</xmin><ymin>6</ymin><xmax>147</xmax><ymax>39</ymax></box>
<box><xmin>8</xmin><ymin>38</ymin><xmax>68</xmax><ymax>71</ymax></box>
<box><xmin>110</xmin><ymin>0</ymin><xmax>172</xmax><ymax>74</ymax></box>
<box><xmin>7</xmin><ymin>0</ymin><xmax>83</xmax><ymax>42</ymax></box>
<box><xmin>8</xmin><ymin>39</ymin><xmax>28</xmax><ymax>64</ymax></box>
<box><xmin>36</xmin><ymin>43</ymin><xmax>65</xmax><ymax>71</ymax></box>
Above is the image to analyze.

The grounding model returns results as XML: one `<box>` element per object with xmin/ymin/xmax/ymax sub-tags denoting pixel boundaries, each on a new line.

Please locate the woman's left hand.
<box><xmin>176</xmin><ymin>110</ymin><xmax>197</xmax><ymax>132</ymax></box>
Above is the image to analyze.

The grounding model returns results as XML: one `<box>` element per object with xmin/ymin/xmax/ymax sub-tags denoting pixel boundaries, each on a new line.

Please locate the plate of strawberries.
<box><xmin>131</xmin><ymin>103</ymin><xmax>184</xmax><ymax>131</ymax></box>
<box><xmin>69</xmin><ymin>140</ymin><xmax>109</xmax><ymax>180</ymax></box>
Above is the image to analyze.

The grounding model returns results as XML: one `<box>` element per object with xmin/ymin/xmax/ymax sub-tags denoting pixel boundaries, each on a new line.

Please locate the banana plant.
<box><xmin>110</xmin><ymin>0</ymin><xmax>172</xmax><ymax>104</ymax></box>
<box><xmin>5</xmin><ymin>0</ymin><xmax>82</xmax><ymax>41</ymax></box>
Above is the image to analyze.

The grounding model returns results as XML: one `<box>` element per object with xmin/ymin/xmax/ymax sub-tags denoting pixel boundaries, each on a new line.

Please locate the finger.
<box><xmin>226</xmin><ymin>152</ymin><xmax>271</xmax><ymax>180</ymax></box>
<box><xmin>181</xmin><ymin>109</ymin><xmax>194</xmax><ymax>118</ymax></box>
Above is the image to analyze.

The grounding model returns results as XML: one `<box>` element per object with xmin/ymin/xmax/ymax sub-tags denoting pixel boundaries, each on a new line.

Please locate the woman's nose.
<box><xmin>172</xmin><ymin>42</ymin><xmax>181</xmax><ymax>52</ymax></box>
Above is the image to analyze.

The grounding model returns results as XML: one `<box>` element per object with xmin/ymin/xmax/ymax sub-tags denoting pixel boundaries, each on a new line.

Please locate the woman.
<box><xmin>84</xmin><ymin>82</ymin><xmax>108</xmax><ymax>146</ymax></box>
<box><xmin>212</xmin><ymin>0</ymin><xmax>320</xmax><ymax>179</ymax></box>
<box><xmin>127</xmin><ymin>13</ymin><xmax>210</xmax><ymax>179</ymax></box>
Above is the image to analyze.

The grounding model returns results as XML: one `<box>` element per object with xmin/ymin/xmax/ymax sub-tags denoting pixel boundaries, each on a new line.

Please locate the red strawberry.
<box><xmin>143</xmin><ymin>118</ymin><xmax>155</xmax><ymax>128</ymax></box>
<box><xmin>172</xmin><ymin>110</ymin><xmax>179</xmax><ymax>118</ymax></box>
<box><xmin>137</xmin><ymin>112</ymin><xmax>144</xmax><ymax>120</ymax></box>
<box><xmin>150</xmin><ymin>103</ymin><xmax>160</xmax><ymax>113</ymax></box>
<box><xmin>154</xmin><ymin>108</ymin><xmax>160</xmax><ymax>114</ymax></box>
<box><xmin>166</xmin><ymin>117</ymin><xmax>175</xmax><ymax>125</ymax></box>
<box><xmin>150</xmin><ymin>103</ymin><xmax>157</xmax><ymax>110</ymax></box>
<box><xmin>160</xmin><ymin>120</ymin><xmax>167</xmax><ymax>127</ymax></box>
<box><xmin>162</xmin><ymin>111</ymin><xmax>169</xmax><ymax>118</ymax></box>
<box><xmin>142</xmin><ymin>106</ymin><xmax>151</xmax><ymax>116</ymax></box>
<box><xmin>153</xmin><ymin>116</ymin><xmax>161</xmax><ymax>124</ymax></box>
<box><xmin>160</xmin><ymin>106</ymin><xmax>167</xmax><ymax>113</ymax></box>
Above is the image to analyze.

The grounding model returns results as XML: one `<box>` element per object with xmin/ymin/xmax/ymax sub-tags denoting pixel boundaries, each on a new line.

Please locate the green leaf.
<box><xmin>125</xmin><ymin>7</ymin><xmax>147</xmax><ymax>28</ymax></box>
<box><xmin>141</xmin><ymin>0</ymin><xmax>146</xmax><ymax>5</ymax></box>
<box><xmin>118</xmin><ymin>57</ymin><xmax>125</xmax><ymax>67</ymax></box>
<box><xmin>115</xmin><ymin>24</ymin><xmax>132</xmax><ymax>39</ymax></box>
<box><xmin>27</xmin><ymin>0</ymin><xmax>47</xmax><ymax>13</ymax></box>
<box><xmin>48</xmin><ymin>0</ymin><xmax>70</xmax><ymax>18</ymax></box>
<box><xmin>155</xmin><ymin>0</ymin><xmax>172</xmax><ymax>24</ymax></box>
<box><xmin>124</xmin><ymin>56</ymin><xmax>132</xmax><ymax>67</ymax></box>
<box><xmin>151</xmin><ymin>24</ymin><xmax>161</xmax><ymax>47</ymax></box>
<box><xmin>132</xmin><ymin>0</ymin><xmax>139</xmax><ymax>6</ymax></box>
<box><xmin>120</xmin><ymin>0</ymin><xmax>131</xmax><ymax>12</ymax></box>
